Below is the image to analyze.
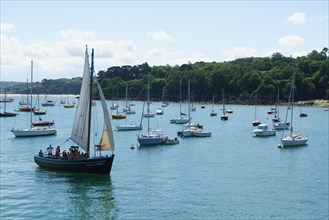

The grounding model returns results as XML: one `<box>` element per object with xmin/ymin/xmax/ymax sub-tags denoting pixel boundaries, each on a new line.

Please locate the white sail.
<box><xmin>96</xmin><ymin>79</ymin><xmax>115</xmax><ymax>152</ymax></box>
<box><xmin>70</xmin><ymin>49</ymin><xmax>91</xmax><ymax>152</ymax></box>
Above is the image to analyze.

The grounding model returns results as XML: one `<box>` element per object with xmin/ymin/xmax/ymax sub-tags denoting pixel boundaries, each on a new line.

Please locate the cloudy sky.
<box><xmin>1</xmin><ymin>1</ymin><xmax>328</xmax><ymax>82</ymax></box>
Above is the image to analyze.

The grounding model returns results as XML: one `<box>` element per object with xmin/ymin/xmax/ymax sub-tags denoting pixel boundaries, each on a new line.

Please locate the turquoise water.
<box><xmin>1</xmin><ymin>95</ymin><xmax>328</xmax><ymax>219</ymax></box>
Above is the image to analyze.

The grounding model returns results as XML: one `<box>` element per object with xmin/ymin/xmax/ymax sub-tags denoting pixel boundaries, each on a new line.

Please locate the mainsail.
<box><xmin>70</xmin><ymin>48</ymin><xmax>91</xmax><ymax>152</ymax></box>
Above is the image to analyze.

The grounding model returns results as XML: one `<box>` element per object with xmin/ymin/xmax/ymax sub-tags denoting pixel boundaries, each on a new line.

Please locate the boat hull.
<box><xmin>116</xmin><ymin>124</ymin><xmax>142</xmax><ymax>131</ymax></box>
<box><xmin>34</xmin><ymin>155</ymin><xmax>114</xmax><ymax>175</ymax></box>
<box><xmin>281</xmin><ymin>135</ymin><xmax>308</xmax><ymax>147</ymax></box>
<box><xmin>0</xmin><ymin>112</ymin><xmax>17</xmax><ymax>117</ymax></box>
<box><xmin>137</xmin><ymin>136</ymin><xmax>166</xmax><ymax>146</ymax></box>
<box><xmin>11</xmin><ymin>127</ymin><xmax>57</xmax><ymax>137</ymax></box>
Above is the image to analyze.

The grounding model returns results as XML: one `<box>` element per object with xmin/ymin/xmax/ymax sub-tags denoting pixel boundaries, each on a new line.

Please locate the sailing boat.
<box><xmin>110</xmin><ymin>87</ymin><xmax>119</xmax><ymax>110</ymax></box>
<box><xmin>221</xmin><ymin>87</ymin><xmax>228</xmax><ymax>120</ymax></box>
<box><xmin>210</xmin><ymin>94</ymin><xmax>217</xmax><ymax>116</ymax></box>
<box><xmin>122</xmin><ymin>83</ymin><xmax>135</xmax><ymax>114</ymax></box>
<box><xmin>11</xmin><ymin>61</ymin><xmax>57</xmax><ymax>137</ymax></box>
<box><xmin>116</xmin><ymin>99</ymin><xmax>143</xmax><ymax>131</ymax></box>
<box><xmin>0</xmin><ymin>92</ymin><xmax>17</xmax><ymax>117</ymax></box>
<box><xmin>252</xmin><ymin>94</ymin><xmax>261</xmax><ymax>126</ymax></box>
<box><xmin>273</xmin><ymin>87</ymin><xmax>290</xmax><ymax>130</ymax></box>
<box><xmin>63</xmin><ymin>95</ymin><xmax>75</xmax><ymax>108</ymax></box>
<box><xmin>142</xmin><ymin>78</ymin><xmax>155</xmax><ymax>118</ymax></box>
<box><xmin>31</xmin><ymin>94</ymin><xmax>55</xmax><ymax>126</ymax></box>
<box><xmin>34</xmin><ymin>47</ymin><xmax>115</xmax><ymax>175</ymax></box>
<box><xmin>178</xmin><ymin>80</ymin><xmax>211</xmax><ymax>138</ymax></box>
<box><xmin>41</xmin><ymin>94</ymin><xmax>55</xmax><ymax>106</ymax></box>
<box><xmin>33</xmin><ymin>94</ymin><xmax>47</xmax><ymax>115</ymax></box>
<box><xmin>138</xmin><ymin>75</ymin><xmax>170</xmax><ymax>146</ymax></box>
<box><xmin>299</xmin><ymin>106</ymin><xmax>308</xmax><ymax>117</ymax></box>
<box><xmin>280</xmin><ymin>74</ymin><xmax>308</xmax><ymax>147</ymax></box>
<box><xmin>170</xmin><ymin>75</ymin><xmax>189</xmax><ymax>124</ymax></box>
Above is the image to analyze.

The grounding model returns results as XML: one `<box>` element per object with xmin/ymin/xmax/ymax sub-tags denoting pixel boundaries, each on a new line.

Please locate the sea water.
<box><xmin>1</xmin><ymin>95</ymin><xmax>328</xmax><ymax>219</ymax></box>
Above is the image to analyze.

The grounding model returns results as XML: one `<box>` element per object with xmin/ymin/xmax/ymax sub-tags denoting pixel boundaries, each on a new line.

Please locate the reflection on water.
<box><xmin>34</xmin><ymin>169</ymin><xmax>118</xmax><ymax>219</ymax></box>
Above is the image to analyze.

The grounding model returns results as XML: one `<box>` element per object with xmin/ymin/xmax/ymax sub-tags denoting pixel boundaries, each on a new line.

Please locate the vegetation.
<box><xmin>5</xmin><ymin>48</ymin><xmax>329</xmax><ymax>104</ymax></box>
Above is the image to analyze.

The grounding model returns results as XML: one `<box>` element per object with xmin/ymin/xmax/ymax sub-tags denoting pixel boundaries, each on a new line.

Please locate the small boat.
<box><xmin>253</xmin><ymin>124</ymin><xmax>276</xmax><ymax>137</ymax></box>
<box><xmin>116</xmin><ymin>123</ymin><xmax>142</xmax><ymax>131</ymax></box>
<box><xmin>171</xmin><ymin>76</ymin><xmax>190</xmax><ymax>123</ymax></box>
<box><xmin>280</xmin><ymin>74</ymin><xmax>308</xmax><ymax>147</ymax></box>
<box><xmin>18</xmin><ymin>106</ymin><xmax>35</xmax><ymax>112</ymax></box>
<box><xmin>252</xmin><ymin>94</ymin><xmax>261</xmax><ymax>126</ymax></box>
<box><xmin>32</xmin><ymin>120</ymin><xmax>55</xmax><ymax>127</ymax></box>
<box><xmin>156</xmin><ymin>108</ymin><xmax>164</xmax><ymax>115</ymax></box>
<box><xmin>0</xmin><ymin>98</ymin><xmax>14</xmax><ymax>103</ymax></box>
<box><xmin>273</xmin><ymin>121</ymin><xmax>290</xmax><ymax>130</ymax></box>
<box><xmin>64</xmin><ymin>103</ymin><xmax>75</xmax><ymax>108</ymax></box>
<box><xmin>220</xmin><ymin>88</ymin><xmax>228</xmax><ymax>120</ymax></box>
<box><xmin>138</xmin><ymin>76</ymin><xmax>173</xmax><ymax>146</ymax></box>
<box><xmin>122</xmin><ymin>83</ymin><xmax>136</xmax><ymax>114</ymax></box>
<box><xmin>41</xmin><ymin>99</ymin><xmax>55</xmax><ymax>106</ymax></box>
<box><xmin>34</xmin><ymin>47</ymin><xmax>115</xmax><ymax>175</ymax></box>
<box><xmin>252</xmin><ymin>120</ymin><xmax>261</xmax><ymax>126</ymax></box>
<box><xmin>210</xmin><ymin>94</ymin><xmax>217</xmax><ymax>116</ymax></box>
<box><xmin>33</xmin><ymin>109</ymin><xmax>47</xmax><ymax>115</ymax></box>
<box><xmin>0</xmin><ymin>112</ymin><xmax>17</xmax><ymax>117</ymax></box>
<box><xmin>138</xmin><ymin>129</ymin><xmax>168</xmax><ymax>146</ymax></box>
<box><xmin>0</xmin><ymin>93</ymin><xmax>17</xmax><ymax>117</ymax></box>
<box><xmin>178</xmin><ymin>80</ymin><xmax>211</xmax><ymax>138</ymax></box>
<box><xmin>164</xmin><ymin>138</ymin><xmax>179</xmax><ymax>145</ymax></box>
<box><xmin>299</xmin><ymin>106</ymin><xmax>308</xmax><ymax>117</ymax></box>
<box><xmin>11</xmin><ymin>61</ymin><xmax>57</xmax><ymax>137</ymax></box>
<box><xmin>112</xmin><ymin>113</ymin><xmax>126</xmax><ymax>119</ymax></box>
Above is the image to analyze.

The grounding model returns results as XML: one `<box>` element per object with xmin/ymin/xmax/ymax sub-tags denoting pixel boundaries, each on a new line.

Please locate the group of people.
<box><xmin>38</xmin><ymin>145</ymin><xmax>68</xmax><ymax>159</ymax></box>
<box><xmin>38</xmin><ymin>145</ymin><xmax>88</xmax><ymax>160</ymax></box>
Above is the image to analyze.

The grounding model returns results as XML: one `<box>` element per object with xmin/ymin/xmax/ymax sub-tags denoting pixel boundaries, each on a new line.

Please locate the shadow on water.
<box><xmin>34</xmin><ymin>168</ymin><xmax>119</xmax><ymax>220</ymax></box>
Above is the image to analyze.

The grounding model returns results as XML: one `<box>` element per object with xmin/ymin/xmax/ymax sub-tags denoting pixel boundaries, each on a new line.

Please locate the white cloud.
<box><xmin>287</xmin><ymin>12</ymin><xmax>307</xmax><ymax>25</ymax></box>
<box><xmin>278</xmin><ymin>35</ymin><xmax>304</xmax><ymax>47</ymax></box>
<box><xmin>1</xmin><ymin>28</ymin><xmax>140</xmax><ymax>81</ymax></box>
<box><xmin>147</xmin><ymin>30</ymin><xmax>175</xmax><ymax>42</ymax></box>
<box><xmin>222</xmin><ymin>47</ymin><xmax>258</xmax><ymax>60</ymax></box>
<box><xmin>0</xmin><ymin>22</ymin><xmax>15</xmax><ymax>31</ymax></box>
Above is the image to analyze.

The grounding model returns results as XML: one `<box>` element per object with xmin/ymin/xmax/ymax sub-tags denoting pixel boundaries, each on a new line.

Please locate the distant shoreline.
<box><xmin>1</xmin><ymin>93</ymin><xmax>328</xmax><ymax>107</ymax></box>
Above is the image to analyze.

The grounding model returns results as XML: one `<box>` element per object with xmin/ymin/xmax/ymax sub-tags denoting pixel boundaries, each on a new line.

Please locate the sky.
<box><xmin>1</xmin><ymin>1</ymin><xmax>328</xmax><ymax>82</ymax></box>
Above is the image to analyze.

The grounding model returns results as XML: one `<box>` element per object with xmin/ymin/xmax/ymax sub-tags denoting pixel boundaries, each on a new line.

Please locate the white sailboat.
<box><xmin>0</xmin><ymin>92</ymin><xmax>17</xmax><ymax>117</ymax></box>
<box><xmin>116</xmin><ymin>101</ymin><xmax>143</xmax><ymax>131</ymax></box>
<box><xmin>280</xmin><ymin>74</ymin><xmax>308</xmax><ymax>147</ymax></box>
<box><xmin>221</xmin><ymin>87</ymin><xmax>228</xmax><ymax>120</ymax></box>
<box><xmin>252</xmin><ymin>94</ymin><xmax>261</xmax><ymax>126</ymax></box>
<box><xmin>178</xmin><ymin>80</ymin><xmax>211</xmax><ymax>138</ymax></box>
<box><xmin>210</xmin><ymin>94</ymin><xmax>217</xmax><ymax>116</ymax></box>
<box><xmin>170</xmin><ymin>75</ymin><xmax>189</xmax><ymax>124</ymax></box>
<box><xmin>138</xmin><ymin>76</ymin><xmax>168</xmax><ymax>146</ymax></box>
<box><xmin>142</xmin><ymin>78</ymin><xmax>155</xmax><ymax>118</ymax></box>
<box><xmin>11</xmin><ymin>61</ymin><xmax>57</xmax><ymax>137</ymax></box>
<box><xmin>273</xmin><ymin>87</ymin><xmax>289</xmax><ymax>130</ymax></box>
<box><xmin>122</xmin><ymin>83</ymin><xmax>135</xmax><ymax>114</ymax></box>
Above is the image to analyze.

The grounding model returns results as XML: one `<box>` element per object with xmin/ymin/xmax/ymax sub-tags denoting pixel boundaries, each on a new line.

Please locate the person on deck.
<box><xmin>62</xmin><ymin>150</ymin><xmax>67</xmax><ymax>159</ymax></box>
<box><xmin>47</xmin><ymin>145</ymin><xmax>54</xmax><ymax>157</ymax></box>
<box><xmin>55</xmin><ymin>146</ymin><xmax>60</xmax><ymax>158</ymax></box>
<box><xmin>39</xmin><ymin>149</ymin><xmax>43</xmax><ymax>157</ymax></box>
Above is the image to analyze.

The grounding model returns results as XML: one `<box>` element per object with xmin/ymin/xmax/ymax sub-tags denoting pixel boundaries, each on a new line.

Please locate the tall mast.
<box><xmin>30</xmin><ymin>61</ymin><xmax>33</xmax><ymax>128</ymax></box>
<box><xmin>290</xmin><ymin>74</ymin><xmax>295</xmax><ymax>136</ymax></box>
<box><xmin>87</xmin><ymin>48</ymin><xmax>94</xmax><ymax>154</ymax></box>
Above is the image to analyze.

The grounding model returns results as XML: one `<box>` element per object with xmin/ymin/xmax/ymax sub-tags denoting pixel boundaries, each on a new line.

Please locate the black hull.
<box><xmin>34</xmin><ymin>155</ymin><xmax>114</xmax><ymax>175</ymax></box>
<box><xmin>0</xmin><ymin>112</ymin><xmax>18</xmax><ymax>117</ymax></box>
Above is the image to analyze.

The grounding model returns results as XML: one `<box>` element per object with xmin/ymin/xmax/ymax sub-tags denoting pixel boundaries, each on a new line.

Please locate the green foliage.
<box><xmin>8</xmin><ymin>48</ymin><xmax>329</xmax><ymax>103</ymax></box>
